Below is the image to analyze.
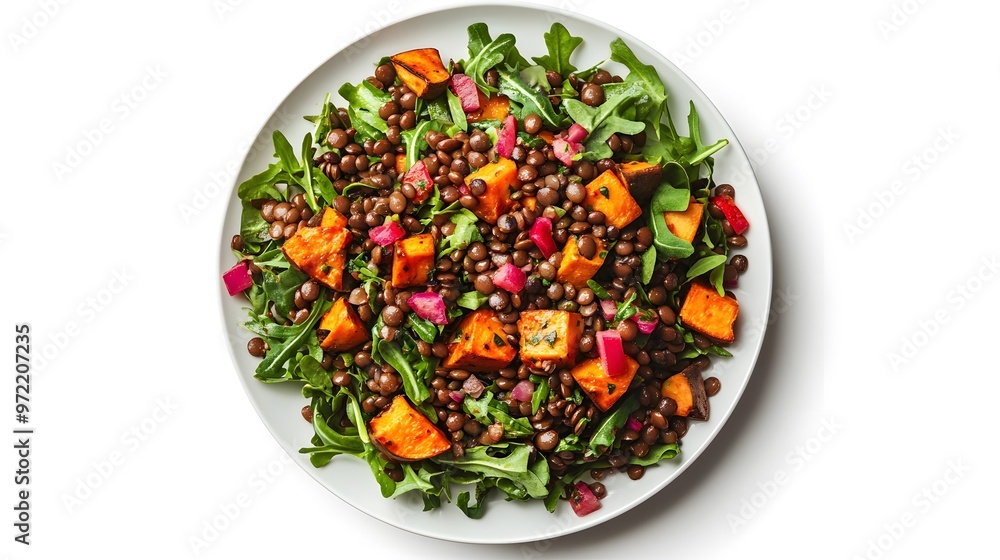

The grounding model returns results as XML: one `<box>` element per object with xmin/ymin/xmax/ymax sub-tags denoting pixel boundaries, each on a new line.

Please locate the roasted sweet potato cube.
<box><xmin>571</xmin><ymin>356</ymin><xmax>639</xmax><ymax>411</ymax></box>
<box><xmin>617</xmin><ymin>161</ymin><xmax>663</xmax><ymax>205</ymax></box>
<box><xmin>320</xmin><ymin>207</ymin><xmax>347</xmax><ymax>228</ymax></box>
<box><xmin>318</xmin><ymin>298</ymin><xmax>369</xmax><ymax>351</ymax></box>
<box><xmin>663</xmin><ymin>199</ymin><xmax>704</xmax><ymax>244</ymax></box>
<box><xmin>556</xmin><ymin>236</ymin><xmax>607</xmax><ymax>289</ymax></box>
<box><xmin>583</xmin><ymin>169</ymin><xmax>642</xmax><ymax>229</ymax></box>
<box><xmin>390</xmin><ymin>48</ymin><xmax>450</xmax><ymax>99</ymax></box>
<box><xmin>464</xmin><ymin>157</ymin><xmax>520</xmax><ymax>224</ymax></box>
<box><xmin>281</xmin><ymin>226</ymin><xmax>352</xmax><ymax>291</ymax></box>
<box><xmin>467</xmin><ymin>92</ymin><xmax>510</xmax><ymax>123</ymax></box>
<box><xmin>661</xmin><ymin>366</ymin><xmax>710</xmax><ymax>420</ymax></box>
<box><xmin>369</xmin><ymin>395</ymin><xmax>451</xmax><ymax>461</ymax></box>
<box><xmin>517</xmin><ymin>310</ymin><xmax>584</xmax><ymax>367</ymax></box>
<box><xmin>679</xmin><ymin>282</ymin><xmax>739</xmax><ymax>343</ymax></box>
<box><xmin>391</xmin><ymin>233</ymin><xmax>435</xmax><ymax>288</ymax></box>
<box><xmin>444</xmin><ymin>309</ymin><xmax>517</xmax><ymax>372</ymax></box>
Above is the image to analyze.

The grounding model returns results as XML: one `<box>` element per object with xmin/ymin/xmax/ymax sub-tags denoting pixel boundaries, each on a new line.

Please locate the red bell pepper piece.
<box><xmin>710</xmin><ymin>195</ymin><xmax>749</xmax><ymax>235</ymax></box>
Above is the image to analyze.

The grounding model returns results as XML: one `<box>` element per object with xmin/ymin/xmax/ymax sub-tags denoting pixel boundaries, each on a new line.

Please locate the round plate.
<box><xmin>218</xmin><ymin>2</ymin><xmax>772</xmax><ymax>544</ymax></box>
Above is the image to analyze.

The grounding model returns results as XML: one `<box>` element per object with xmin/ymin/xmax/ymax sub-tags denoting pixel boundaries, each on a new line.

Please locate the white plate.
<box><xmin>218</xmin><ymin>2</ymin><xmax>772</xmax><ymax>544</ymax></box>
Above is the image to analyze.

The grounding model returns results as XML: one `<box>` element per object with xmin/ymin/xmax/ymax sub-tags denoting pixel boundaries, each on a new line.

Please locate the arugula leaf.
<box><xmin>531</xmin><ymin>22</ymin><xmax>583</xmax><ymax>76</ymax></box>
<box><xmin>403</xmin><ymin>119</ymin><xmax>435</xmax><ymax>172</ymax></box>
<box><xmin>338</xmin><ymin>80</ymin><xmax>392</xmax><ymax>115</ymax></box>
<box><xmin>531</xmin><ymin>379</ymin><xmax>550</xmax><ymax>415</ymax></box>
<box><xmin>239</xmin><ymin>201</ymin><xmax>271</xmax><ymax>252</ymax></box>
<box><xmin>709</xmin><ymin>262</ymin><xmax>726</xmax><ymax>296</ymax></box>
<box><xmin>445</xmin><ymin>90</ymin><xmax>468</xmax><ymax>136</ymax></box>
<box><xmin>407</xmin><ymin>314</ymin><xmax>438</xmax><ymax>344</ymax></box>
<box><xmin>439</xmin><ymin>445</ymin><xmax>548</xmax><ymax>499</ymax></box>
<box><xmin>613</xmin><ymin>291</ymin><xmax>638</xmax><ymax>323</ymax></box>
<box><xmin>388</xmin><ymin>464</ymin><xmax>437</xmax><ymax>499</ymax></box>
<box><xmin>346</xmin><ymin>105</ymin><xmax>387</xmax><ymax>142</ymax></box>
<box><xmin>255</xmin><ymin>299</ymin><xmax>331</xmax><ymax>381</ymax></box>
<box><xmin>564</xmin><ymin>82</ymin><xmax>646</xmax><ymax>160</ymax></box>
<box><xmin>519</xmin><ymin>65</ymin><xmax>549</xmax><ymax>89</ymax></box>
<box><xmin>650</xmin><ymin>162</ymin><xmax>694</xmax><ymax>214</ymax></box>
<box><xmin>587</xmin><ymin>393</ymin><xmax>640</xmax><ymax>455</ymax></box>
<box><xmin>687</xmin><ymin>254</ymin><xmax>727</xmax><ymax>280</ymax></box>
<box><xmin>462</xmin><ymin>391</ymin><xmax>494</xmax><ymax>425</ymax></box>
<box><xmin>309</xmin><ymin>407</ymin><xmax>364</xmax><ymax>456</ymax></box>
<box><xmin>650</xmin><ymin>206</ymin><xmax>694</xmax><ymax>259</ymax></box>
<box><xmin>609</xmin><ymin>38</ymin><xmax>667</xmax><ymax>138</ymax></box>
<box><xmin>299</xmin><ymin>133</ymin><xmax>320</xmax><ymax>213</ymax></box>
<box><xmin>262</xmin><ymin>267</ymin><xmax>308</xmax><ymax>320</ymax></box>
<box><xmin>640</xmin><ymin>248</ymin><xmax>657</xmax><ymax>285</ymax></box>
<box><xmin>272</xmin><ymin>130</ymin><xmax>301</xmax><ymax>176</ymax></box>
<box><xmin>377</xmin><ymin>340</ymin><xmax>432</xmax><ymax>405</ymax></box>
<box><xmin>298</xmin><ymin>355</ymin><xmax>332</xmax><ymax>390</ymax></box>
<box><xmin>684</xmin><ymin>102</ymin><xmax>729</xmax><ymax>166</ymax></box>
<box><xmin>427</xmin><ymin>97</ymin><xmax>453</xmax><ymax>126</ymax></box>
<box><xmin>457</xmin><ymin>483</ymin><xmax>494</xmax><ymax>519</ymax></box>
<box><xmin>465</xmin><ymin>29</ymin><xmax>516</xmax><ymax>93</ymax></box>
<box><xmin>438</xmin><ymin>209</ymin><xmax>483</xmax><ymax>257</ymax></box>
<box><xmin>498</xmin><ymin>68</ymin><xmax>570</xmax><ymax>129</ymax></box>
<box><xmin>304</xmin><ymin>92</ymin><xmax>335</xmax><ymax>145</ymax></box>
<box><xmin>237</xmin><ymin>164</ymin><xmax>283</xmax><ymax>202</ymax></box>
<box><xmin>628</xmin><ymin>443</ymin><xmax>679</xmax><ymax>466</ymax></box>
<box><xmin>587</xmin><ymin>280</ymin><xmax>611</xmax><ymax>300</ymax></box>
<box><xmin>457</xmin><ymin>290</ymin><xmax>489</xmax><ymax>310</ymax></box>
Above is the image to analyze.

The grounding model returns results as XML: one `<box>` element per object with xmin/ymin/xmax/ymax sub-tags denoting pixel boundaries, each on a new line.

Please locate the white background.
<box><xmin>3</xmin><ymin>0</ymin><xmax>996</xmax><ymax>558</ymax></box>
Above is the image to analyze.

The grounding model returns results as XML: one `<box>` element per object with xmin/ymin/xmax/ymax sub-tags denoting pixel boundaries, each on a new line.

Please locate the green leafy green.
<box><xmin>628</xmin><ymin>443</ymin><xmax>679</xmax><ymax>466</ymax></box>
<box><xmin>239</xmin><ymin>201</ymin><xmax>271</xmax><ymax>252</ymax></box>
<box><xmin>498</xmin><ymin>68</ymin><xmax>570</xmax><ymax>129</ymax></box>
<box><xmin>438</xmin><ymin>209</ymin><xmax>484</xmax><ymax>257</ymax></box>
<box><xmin>640</xmin><ymin>248</ymin><xmax>657</xmax><ymax>284</ymax></box>
<box><xmin>587</xmin><ymin>393</ymin><xmax>640</xmax><ymax>455</ymax></box>
<box><xmin>379</xmin><ymin>340</ymin><xmax>432</xmax><ymax>405</ymax></box>
<box><xmin>464</xmin><ymin>27</ymin><xmax>517</xmax><ymax>93</ymax></box>
<box><xmin>439</xmin><ymin>444</ymin><xmax>548</xmax><ymax>499</ymax></box>
<box><xmin>687</xmin><ymin>254</ymin><xmax>727</xmax><ymax>280</ymax></box>
<box><xmin>261</xmin><ymin>267</ymin><xmax>308</xmax><ymax>321</ymax></box>
<box><xmin>255</xmin><ymin>299</ymin><xmax>331</xmax><ymax>382</ymax></box>
<box><xmin>531</xmin><ymin>22</ymin><xmax>583</xmax><ymax>76</ymax></box>
<box><xmin>457</xmin><ymin>290</ymin><xmax>490</xmax><ymax>310</ymax></box>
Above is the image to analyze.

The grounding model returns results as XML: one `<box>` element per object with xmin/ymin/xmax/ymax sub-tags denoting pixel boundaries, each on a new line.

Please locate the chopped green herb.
<box><xmin>543</xmin><ymin>331</ymin><xmax>557</xmax><ymax>347</ymax></box>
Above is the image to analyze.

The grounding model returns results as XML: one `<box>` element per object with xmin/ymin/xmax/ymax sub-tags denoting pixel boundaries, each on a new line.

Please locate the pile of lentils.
<box><xmin>233</xmin><ymin>60</ymin><xmax>748</xmax><ymax>493</ymax></box>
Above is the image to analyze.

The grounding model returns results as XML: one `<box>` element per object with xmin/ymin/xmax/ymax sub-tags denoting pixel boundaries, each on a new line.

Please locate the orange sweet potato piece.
<box><xmin>583</xmin><ymin>169</ymin><xmax>642</xmax><ymax>229</ymax></box>
<box><xmin>391</xmin><ymin>233</ymin><xmax>435</xmax><ymax>288</ymax></box>
<box><xmin>536</xmin><ymin>130</ymin><xmax>555</xmax><ymax>145</ymax></box>
<box><xmin>679</xmin><ymin>282</ymin><xmax>739</xmax><ymax>343</ymax></box>
<box><xmin>616</xmin><ymin>161</ymin><xmax>663</xmax><ymax>205</ymax></box>
<box><xmin>571</xmin><ymin>356</ymin><xmax>639</xmax><ymax>411</ymax></box>
<box><xmin>395</xmin><ymin>155</ymin><xmax>407</xmax><ymax>176</ymax></box>
<box><xmin>517</xmin><ymin>310</ymin><xmax>584</xmax><ymax>368</ymax></box>
<box><xmin>464</xmin><ymin>157</ymin><xmax>521</xmax><ymax>224</ymax></box>
<box><xmin>369</xmin><ymin>395</ymin><xmax>450</xmax><ymax>461</ymax></box>
<box><xmin>320</xmin><ymin>207</ymin><xmax>347</xmax><ymax>228</ymax></box>
<box><xmin>521</xmin><ymin>196</ymin><xmax>537</xmax><ymax>212</ymax></box>
<box><xmin>661</xmin><ymin>366</ymin><xmax>710</xmax><ymax>420</ymax></box>
<box><xmin>663</xmin><ymin>199</ymin><xmax>704</xmax><ymax>245</ymax></box>
<box><xmin>556</xmin><ymin>236</ymin><xmax>607</xmax><ymax>289</ymax></box>
<box><xmin>390</xmin><ymin>48</ymin><xmax>449</xmax><ymax>99</ymax></box>
<box><xmin>318</xmin><ymin>298</ymin><xmax>369</xmax><ymax>351</ymax></box>
<box><xmin>282</xmin><ymin>226</ymin><xmax>352</xmax><ymax>291</ymax></box>
<box><xmin>467</xmin><ymin>92</ymin><xmax>510</xmax><ymax>123</ymax></box>
<box><xmin>444</xmin><ymin>309</ymin><xmax>517</xmax><ymax>372</ymax></box>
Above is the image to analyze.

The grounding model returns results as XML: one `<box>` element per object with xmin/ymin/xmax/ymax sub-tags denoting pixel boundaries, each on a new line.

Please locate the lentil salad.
<box><xmin>223</xmin><ymin>22</ymin><xmax>752</xmax><ymax>517</ymax></box>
